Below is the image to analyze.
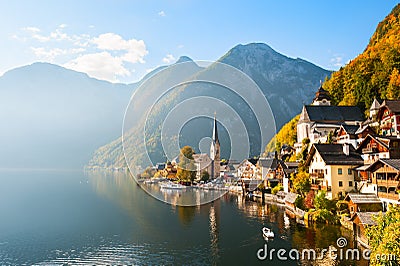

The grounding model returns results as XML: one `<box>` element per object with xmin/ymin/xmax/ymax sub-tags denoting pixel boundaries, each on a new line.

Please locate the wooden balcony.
<box><xmin>310</xmin><ymin>173</ymin><xmax>324</xmax><ymax>179</ymax></box>
<box><xmin>377</xmin><ymin>179</ymin><xmax>400</xmax><ymax>187</ymax></box>
<box><xmin>311</xmin><ymin>184</ymin><xmax>331</xmax><ymax>191</ymax></box>
<box><xmin>378</xmin><ymin>192</ymin><xmax>399</xmax><ymax>201</ymax></box>
<box><xmin>362</xmin><ymin>147</ymin><xmax>379</xmax><ymax>154</ymax></box>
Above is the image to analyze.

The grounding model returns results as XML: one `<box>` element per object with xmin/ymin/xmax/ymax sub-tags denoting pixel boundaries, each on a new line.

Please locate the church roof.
<box><xmin>313</xmin><ymin>86</ymin><xmax>331</xmax><ymax>102</ymax></box>
<box><xmin>302</xmin><ymin>105</ymin><xmax>364</xmax><ymax>123</ymax></box>
<box><xmin>212</xmin><ymin>115</ymin><xmax>219</xmax><ymax>144</ymax></box>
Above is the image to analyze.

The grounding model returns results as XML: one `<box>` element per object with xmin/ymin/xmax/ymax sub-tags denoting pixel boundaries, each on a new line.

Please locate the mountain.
<box><xmin>0</xmin><ymin>63</ymin><xmax>134</xmax><ymax>168</ymax></box>
<box><xmin>218</xmin><ymin>43</ymin><xmax>331</xmax><ymax>127</ymax></box>
<box><xmin>88</xmin><ymin>44</ymin><xmax>331</xmax><ymax>169</ymax></box>
<box><xmin>323</xmin><ymin>3</ymin><xmax>400</xmax><ymax>112</ymax></box>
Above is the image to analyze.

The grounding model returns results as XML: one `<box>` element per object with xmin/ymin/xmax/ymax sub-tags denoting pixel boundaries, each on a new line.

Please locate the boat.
<box><xmin>159</xmin><ymin>181</ymin><xmax>187</xmax><ymax>190</ymax></box>
<box><xmin>262</xmin><ymin>227</ymin><xmax>274</xmax><ymax>238</ymax></box>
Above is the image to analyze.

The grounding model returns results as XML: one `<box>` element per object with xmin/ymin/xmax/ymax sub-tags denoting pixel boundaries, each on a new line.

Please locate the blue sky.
<box><xmin>0</xmin><ymin>1</ymin><xmax>398</xmax><ymax>83</ymax></box>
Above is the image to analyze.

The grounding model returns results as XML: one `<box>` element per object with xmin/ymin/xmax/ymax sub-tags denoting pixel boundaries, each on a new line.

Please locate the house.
<box><xmin>237</xmin><ymin>158</ymin><xmax>260</xmax><ymax>179</ymax></box>
<box><xmin>350</xmin><ymin>212</ymin><xmax>380</xmax><ymax>248</ymax></box>
<box><xmin>274</xmin><ymin>161</ymin><xmax>298</xmax><ymax>193</ymax></box>
<box><xmin>364</xmin><ymin>159</ymin><xmax>400</xmax><ymax>207</ymax></box>
<box><xmin>193</xmin><ymin>153</ymin><xmax>213</xmax><ymax>180</ymax></box>
<box><xmin>355</xmin><ymin>135</ymin><xmax>400</xmax><ymax>194</ymax></box>
<box><xmin>377</xmin><ymin>100</ymin><xmax>400</xmax><ymax>137</ymax></box>
<box><xmin>257</xmin><ymin>157</ymin><xmax>279</xmax><ymax>180</ymax></box>
<box><xmin>344</xmin><ymin>193</ymin><xmax>382</xmax><ymax>215</ymax></box>
<box><xmin>296</xmin><ymin>87</ymin><xmax>364</xmax><ymax>151</ymax></box>
<box><xmin>336</xmin><ymin>124</ymin><xmax>360</xmax><ymax>149</ymax></box>
<box><xmin>354</xmin><ymin>125</ymin><xmax>376</xmax><ymax>147</ymax></box>
<box><xmin>305</xmin><ymin>143</ymin><xmax>363</xmax><ymax>199</ymax></box>
<box><xmin>162</xmin><ymin>162</ymin><xmax>177</xmax><ymax>179</ymax></box>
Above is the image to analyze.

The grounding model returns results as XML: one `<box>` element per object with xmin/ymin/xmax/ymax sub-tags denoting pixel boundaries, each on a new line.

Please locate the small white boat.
<box><xmin>262</xmin><ymin>227</ymin><xmax>274</xmax><ymax>238</ymax></box>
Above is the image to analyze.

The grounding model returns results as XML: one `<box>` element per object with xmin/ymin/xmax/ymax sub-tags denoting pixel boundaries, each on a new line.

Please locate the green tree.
<box><xmin>176</xmin><ymin>146</ymin><xmax>196</xmax><ymax>182</ymax></box>
<box><xmin>366</xmin><ymin>205</ymin><xmax>400</xmax><ymax>266</ymax></box>
<box><xmin>200</xmin><ymin>171</ymin><xmax>210</xmax><ymax>182</ymax></box>
<box><xmin>291</xmin><ymin>171</ymin><xmax>311</xmax><ymax>197</ymax></box>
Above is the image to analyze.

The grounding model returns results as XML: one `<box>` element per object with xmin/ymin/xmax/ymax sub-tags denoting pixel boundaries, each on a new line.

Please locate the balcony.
<box><xmin>380</xmin><ymin>123</ymin><xmax>392</xmax><ymax>130</ymax></box>
<box><xmin>377</xmin><ymin>179</ymin><xmax>400</xmax><ymax>187</ymax></box>
<box><xmin>310</xmin><ymin>173</ymin><xmax>324</xmax><ymax>179</ymax></box>
<box><xmin>362</xmin><ymin>147</ymin><xmax>379</xmax><ymax>154</ymax></box>
<box><xmin>311</xmin><ymin>184</ymin><xmax>331</xmax><ymax>192</ymax></box>
<box><xmin>378</xmin><ymin>192</ymin><xmax>399</xmax><ymax>201</ymax></box>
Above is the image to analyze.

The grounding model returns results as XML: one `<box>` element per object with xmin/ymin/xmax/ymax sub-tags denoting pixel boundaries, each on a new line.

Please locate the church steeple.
<box><xmin>210</xmin><ymin>114</ymin><xmax>220</xmax><ymax>178</ymax></box>
<box><xmin>212</xmin><ymin>113</ymin><xmax>219</xmax><ymax>146</ymax></box>
<box><xmin>312</xmin><ymin>86</ymin><xmax>331</xmax><ymax>106</ymax></box>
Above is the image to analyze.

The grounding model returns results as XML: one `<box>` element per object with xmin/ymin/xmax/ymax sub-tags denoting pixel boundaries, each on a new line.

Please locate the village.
<box><xmin>141</xmin><ymin>86</ymin><xmax>400</xmax><ymax>249</ymax></box>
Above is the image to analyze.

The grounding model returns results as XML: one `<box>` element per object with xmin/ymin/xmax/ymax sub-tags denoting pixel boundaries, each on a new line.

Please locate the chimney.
<box><xmin>343</xmin><ymin>143</ymin><xmax>350</xmax><ymax>156</ymax></box>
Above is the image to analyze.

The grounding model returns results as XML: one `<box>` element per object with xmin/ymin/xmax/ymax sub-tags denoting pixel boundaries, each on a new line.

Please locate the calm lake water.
<box><xmin>0</xmin><ymin>170</ymin><xmax>368</xmax><ymax>265</ymax></box>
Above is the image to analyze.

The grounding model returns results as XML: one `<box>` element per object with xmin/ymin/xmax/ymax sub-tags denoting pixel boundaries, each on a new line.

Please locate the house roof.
<box><xmin>285</xmin><ymin>192</ymin><xmax>298</xmax><ymax>204</ymax></box>
<box><xmin>350</xmin><ymin>212</ymin><xmax>381</xmax><ymax>226</ymax></box>
<box><xmin>302</xmin><ymin>105</ymin><xmax>364</xmax><ymax>123</ymax></box>
<box><xmin>370</xmin><ymin>98</ymin><xmax>381</xmax><ymax>110</ymax></box>
<box><xmin>338</xmin><ymin>124</ymin><xmax>360</xmax><ymax>135</ymax></box>
<box><xmin>285</xmin><ymin>162</ymin><xmax>299</xmax><ymax>168</ymax></box>
<box><xmin>366</xmin><ymin>159</ymin><xmax>400</xmax><ymax>172</ymax></box>
<box><xmin>355</xmin><ymin>125</ymin><xmax>374</xmax><ymax>135</ymax></box>
<box><xmin>344</xmin><ymin>193</ymin><xmax>381</xmax><ymax>204</ymax></box>
<box><xmin>258</xmin><ymin>158</ymin><xmax>279</xmax><ymax>169</ymax></box>
<box><xmin>381</xmin><ymin>100</ymin><xmax>400</xmax><ymax>114</ymax></box>
<box><xmin>306</xmin><ymin>144</ymin><xmax>363</xmax><ymax>166</ymax></box>
<box><xmin>248</xmin><ymin>158</ymin><xmax>259</xmax><ymax>166</ymax></box>
<box><xmin>355</xmin><ymin>134</ymin><xmax>390</xmax><ymax>153</ymax></box>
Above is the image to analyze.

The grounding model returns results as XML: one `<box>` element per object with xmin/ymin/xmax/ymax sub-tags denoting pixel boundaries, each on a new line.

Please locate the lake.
<box><xmin>0</xmin><ymin>170</ymin><xmax>368</xmax><ymax>265</ymax></box>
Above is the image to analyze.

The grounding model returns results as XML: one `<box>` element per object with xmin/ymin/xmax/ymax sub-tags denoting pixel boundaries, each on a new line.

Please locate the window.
<box><xmin>339</xmin><ymin>181</ymin><xmax>343</xmax><ymax>187</ymax></box>
<box><xmin>349</xmin><ymin>181</ymin><xmax>353</xmax><ymax>187</ymax></box>
<box><xmin>348</xmin><ymin>168</ymin><xmax>352</xmax><ymax>175</ymax></box>
<box><xmin>338</xmin><ymin>168</ymin><xmax>343</xmax><ymax>175</ymax></box>
<box><xmin>325</xmin><ymin>169</ymin><xmax>327</xmax><ymax>174</ymax></box>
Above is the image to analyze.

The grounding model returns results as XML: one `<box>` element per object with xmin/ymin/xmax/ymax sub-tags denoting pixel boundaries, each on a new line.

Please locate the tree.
<box><xmin>291</xmin><ymin>171</ymin><xmax>311</xmax><ymax>197</ymax></box>
<box><xmin>176</xmin><ymin>146</ymin><xmax>196</xmax><ymax>182</ymax></box>
<box><xmin>366</xmin><ymin>205</ymin><xmax>400</xmax><ymax>266</ymax></box>
<box><xmin>200</xmin><ymin>171</ymin><xmax>210</xmax><ymax>182</ymax></box>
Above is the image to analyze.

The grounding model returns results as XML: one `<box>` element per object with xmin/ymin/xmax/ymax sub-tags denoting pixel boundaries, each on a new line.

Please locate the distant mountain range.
<box><xmin>88</xmin><ymin>43</ymin><xmax>331</xmax><ymax>169</ymax></box>
<box><xmin>0</xmin><ymin>63</ymin><xmax>134</xmax><ymax>168</ymax></box>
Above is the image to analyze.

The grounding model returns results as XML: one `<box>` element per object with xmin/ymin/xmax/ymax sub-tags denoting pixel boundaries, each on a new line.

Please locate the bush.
<box><xmin>271</xmin><ymin>184</ymin><xmax>283</xmax><ymax>195</ymax></box>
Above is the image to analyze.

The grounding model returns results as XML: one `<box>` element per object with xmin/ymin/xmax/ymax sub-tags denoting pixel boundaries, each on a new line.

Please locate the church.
<box><xmin>193</xmin><ymin>115</ymin><xmax>221</xmax><ymax>179</ymax></box>
<box><xmin>295</xmin><ymin>86</ymin><xmax>364</xmax><ymax>152</ymax></box>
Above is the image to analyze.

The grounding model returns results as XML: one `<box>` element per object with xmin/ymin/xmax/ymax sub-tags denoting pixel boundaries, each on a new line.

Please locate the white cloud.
<box><xmin>64</xmin><ymin>52</ymin><xmax>130</xmax><ymax>82</ymax></box>
<box><xmin>92</xmin><ymin>33</ymin><xmax>148</xmax><ymax>63</ymax></box>
<box><xmin>158</xmin><ymin>11</ymin><xmax>166</xmax><ymax>17</ymax></box>
<box><xmin>177</xmin><ymin>44</ymin><xmax>184</xmax><ymax>49</ymax></box>
<box><xmin>15</xmin><ymin>26</ymin><xmax>149</xmax><ymax>82</ymax></box>
<box><xmin>330</xmin><ymin>55</ymin><xmax>343</xmax><ymax>68</ymax></box>
<box><xmin>162</xmin><ymin>54</ymin><xmax>175</xmax><ymax>64</ymax></box>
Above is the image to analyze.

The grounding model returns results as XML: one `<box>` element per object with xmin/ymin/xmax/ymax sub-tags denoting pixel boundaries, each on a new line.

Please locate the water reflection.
<box><xmin>2</xmin><ymin>170</ymin><xmax>369</xmax><ymax>265</ymax></box>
